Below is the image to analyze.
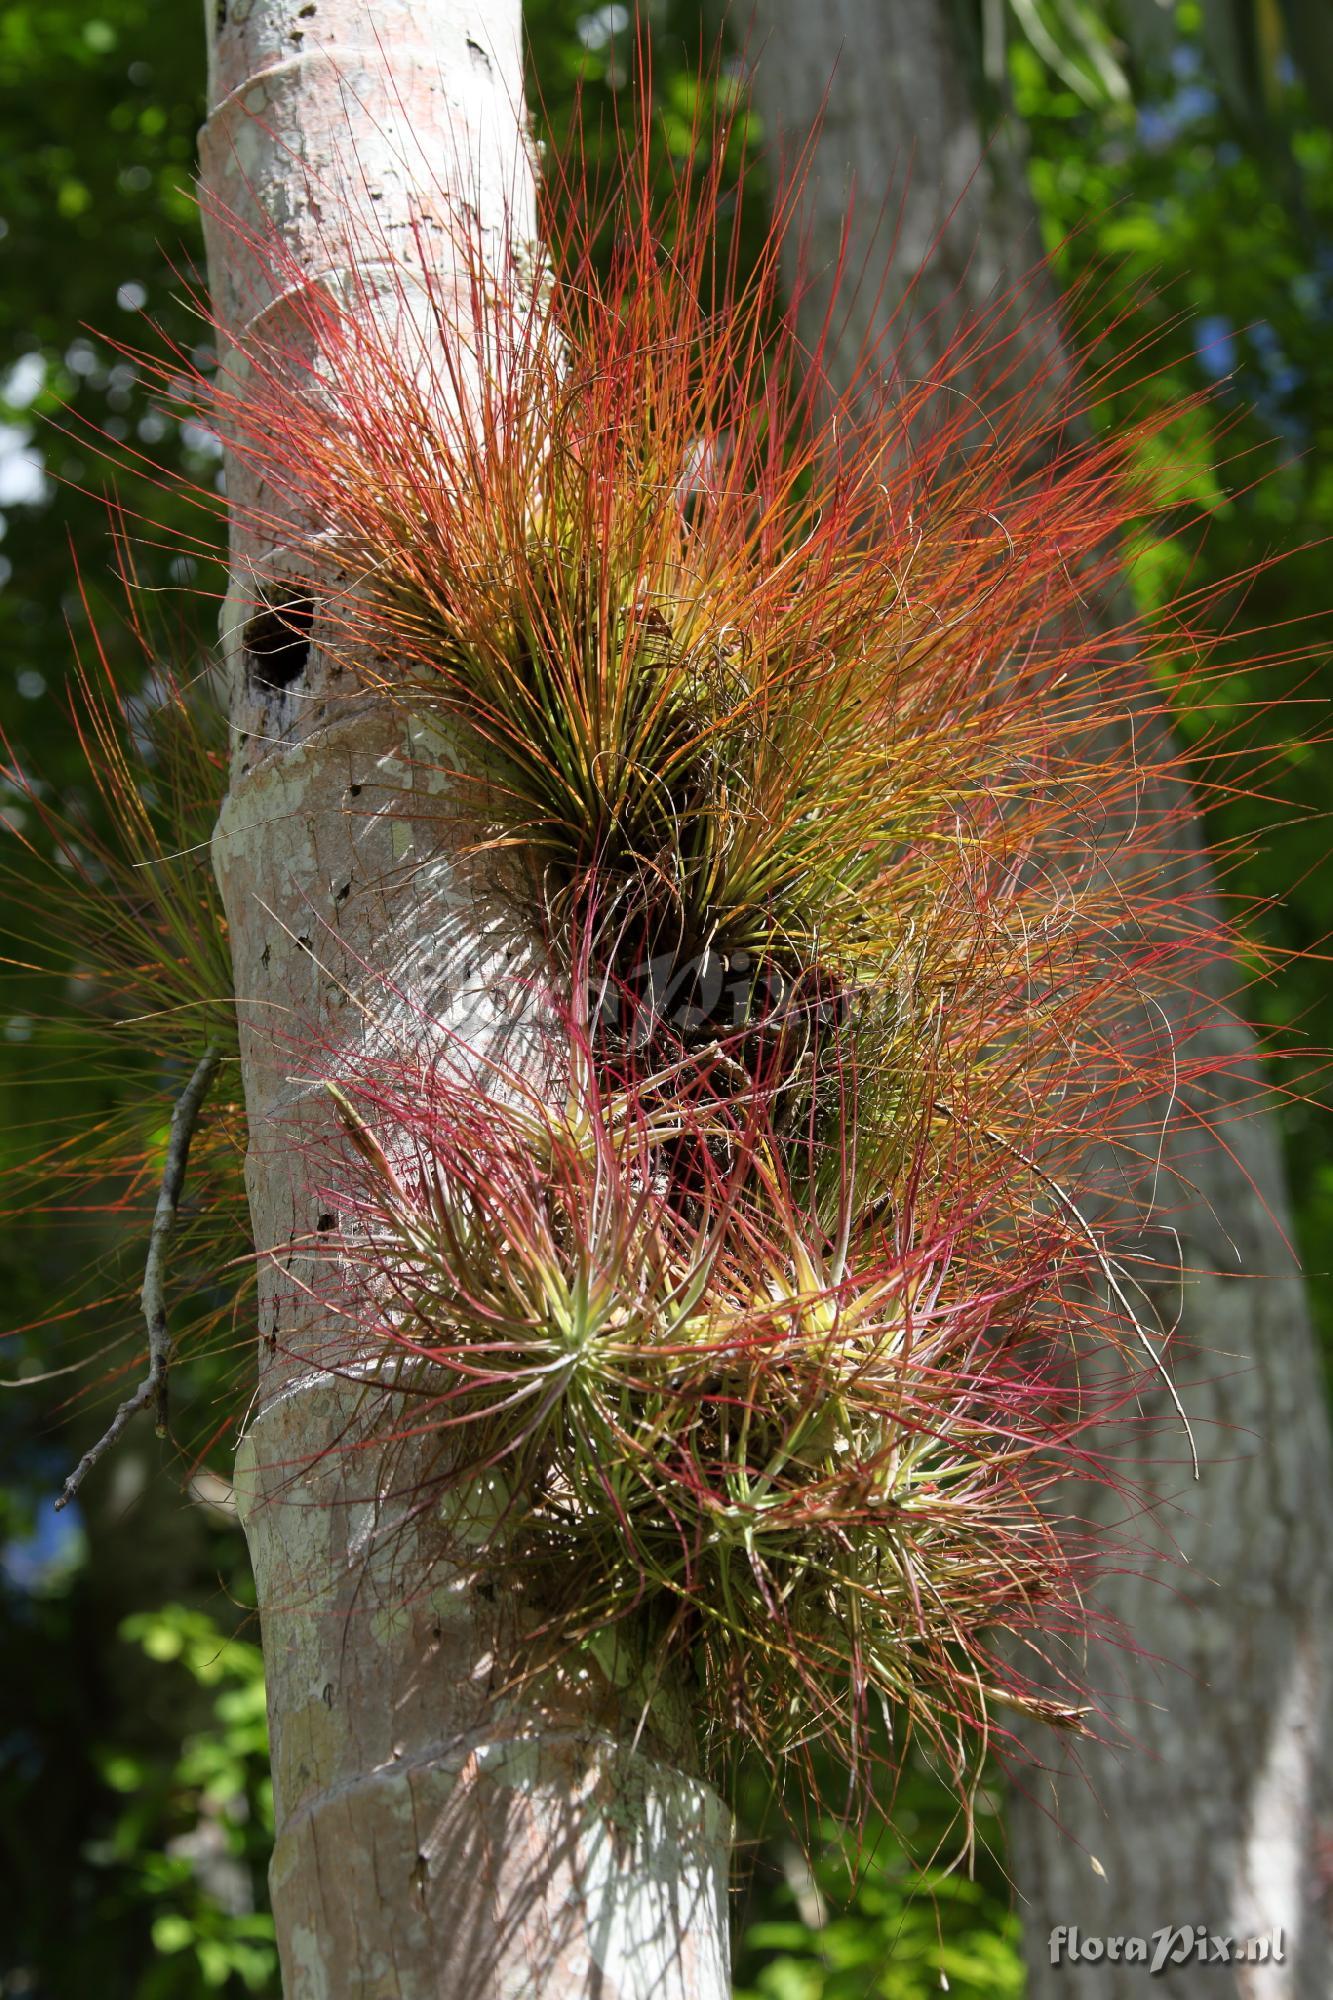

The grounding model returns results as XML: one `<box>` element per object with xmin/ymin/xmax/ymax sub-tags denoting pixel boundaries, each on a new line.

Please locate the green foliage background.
<box><xmin>0</xmin><ymin>3</ymin><xmax>1328</xmax><ymax>1995</ymax></box>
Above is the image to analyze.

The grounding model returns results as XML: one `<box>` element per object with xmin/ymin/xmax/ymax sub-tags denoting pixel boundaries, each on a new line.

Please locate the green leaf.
<box><xmin>150</xmin><ymin>1914</ymin><xmax>193</xmax><ymax>1955</ymax></box>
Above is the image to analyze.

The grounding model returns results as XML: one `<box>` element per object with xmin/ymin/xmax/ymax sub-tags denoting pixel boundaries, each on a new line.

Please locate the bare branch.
<box><xmin>55</xmin><ymin>1046</ymin><xmax>220</xmax><ymax>1512</ymax></box>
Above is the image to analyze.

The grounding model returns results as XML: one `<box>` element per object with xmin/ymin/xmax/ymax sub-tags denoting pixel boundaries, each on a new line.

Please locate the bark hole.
<box><xmin>244</xmin><ymin>593</ymin><xmax>315</xmax><ymax>693</ymax></box>
<box><xmin>215</xmin><ymin>0</ymin><xmax>227</xmax><ymax>27</ymax></box>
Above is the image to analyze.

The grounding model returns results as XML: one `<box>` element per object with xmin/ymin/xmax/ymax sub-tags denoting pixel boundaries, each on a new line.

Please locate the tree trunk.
<box><xmin>200</xmin><ymin>4</ymin><xmax>729</xmax><ymax>1993</ymax></box>
<box><xmin>747</xmin><ymin>4</ymin><xmax>1333</xmax><ymax>1995</ymax></box>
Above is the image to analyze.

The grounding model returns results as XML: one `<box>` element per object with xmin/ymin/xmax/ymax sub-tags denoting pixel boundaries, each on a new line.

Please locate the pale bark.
<box><xmin>747</xmin><ymin>3</ymin><xmax>1333</xmax><ymax>1995</ymax></box>
<box><xmin>201</xmin><ymin>4</ymin><xmax>729</xmax><ymax>1993</ymax></box>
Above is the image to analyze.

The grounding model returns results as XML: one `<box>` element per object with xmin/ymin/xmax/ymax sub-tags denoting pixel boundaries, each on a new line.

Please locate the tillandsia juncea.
<box><xmin>1</xmin><ymin>523</ymin><xmax>249</xmax><ymax>1469</ymax></box>
<box><xmin>27</xmin><ymin>52</ymin><xmax>1320</xmax><ymax>1842</ymax></box>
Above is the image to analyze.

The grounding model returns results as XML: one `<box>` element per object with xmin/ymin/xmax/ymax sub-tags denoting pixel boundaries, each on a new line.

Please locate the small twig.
<box><xmin>55</xmin><ymin>1046</ymin><xmax>220</xmax><ymax>1512</ymax></box>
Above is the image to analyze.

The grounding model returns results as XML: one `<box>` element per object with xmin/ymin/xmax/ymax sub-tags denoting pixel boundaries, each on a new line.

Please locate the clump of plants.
<box><xmin>39</xmin><ymin>81</ymin><xmax>1304</xmax><ymax>1830</ymax></box>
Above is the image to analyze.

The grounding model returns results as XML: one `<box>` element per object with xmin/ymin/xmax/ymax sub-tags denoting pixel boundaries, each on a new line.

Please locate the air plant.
<box><xmin>33</xmin><ymin>70</ymin><xmax>1314</xmax><ymax>1833</ymax></box>
<box><xmin>316</xmin><ymin>984</ymin><xmax>1161</xmax><ymax>1815</ymax></box>
<box><xmin>0</xmin><ymin>536</ymin><xmax>248</xmax><ymax>1460</ymax></box>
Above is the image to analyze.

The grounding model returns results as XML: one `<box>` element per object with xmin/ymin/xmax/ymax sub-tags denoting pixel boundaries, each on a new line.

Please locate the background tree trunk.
<box><xmin>747</xmin><ymin>3</ymin><xmax>1333</xmax><ymax>1994</ymax></box>
<box><xmin>201</xmin><ymin>3</ymin><xmax>729</xmax><ymax>1993</ymax></box>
